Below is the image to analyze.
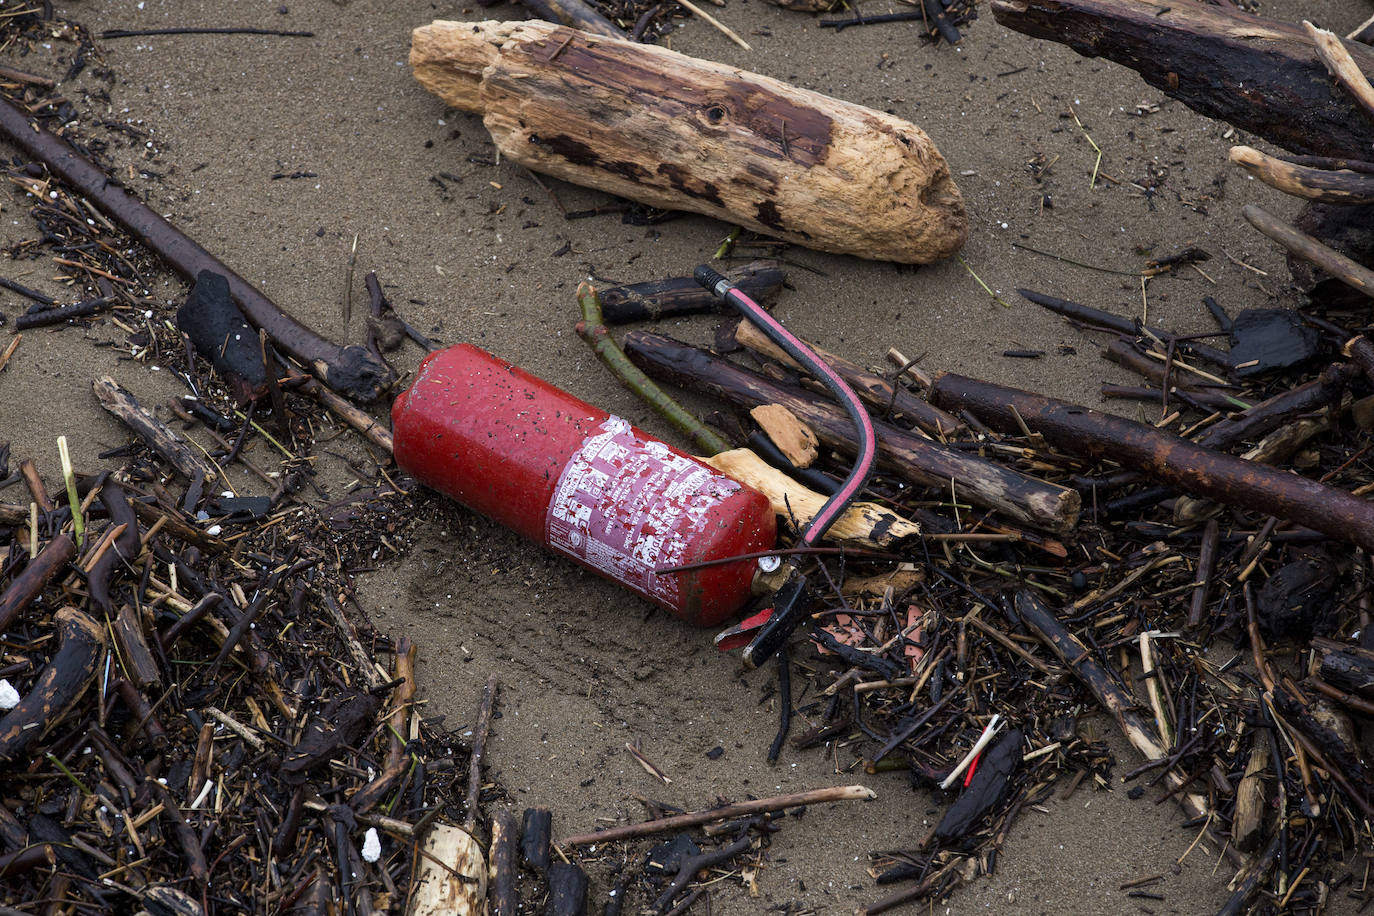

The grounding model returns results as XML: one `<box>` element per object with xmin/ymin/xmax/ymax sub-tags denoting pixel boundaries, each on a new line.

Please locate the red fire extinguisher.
<box><xmin>391</xmin><ymin>344</ymin><xmax>777</xmax><ymax>627</ymax></box>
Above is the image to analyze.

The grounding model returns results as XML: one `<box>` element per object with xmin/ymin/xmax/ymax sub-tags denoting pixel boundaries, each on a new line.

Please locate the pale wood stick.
<box><xmin>703</xmin><ymin>448</ymin><xmax>920</xmax><ymax>549</ymax></box>
<box><xmin>1243</xmin><ymin>204</ymin><xmax>1374</xmax><ymax>299</ymax></box>
<box><xmin>1306</xmin><ymin>20</ymin><xmax>1374</xmax><ymax>121</ymax></box>
<box><xmin>1229</xmin><ymin>145</ymin><xmax>1374</xmax><ymax>204</ymax></box>
<box><xmin>559</xmin><ymin>784</ymin><xmax>875</xmax><ymax>846</ymax></box>
<box><xmin>677</xmin><ymin>0</ymin><xmax>751</xmax><ymax>50</ymax></box>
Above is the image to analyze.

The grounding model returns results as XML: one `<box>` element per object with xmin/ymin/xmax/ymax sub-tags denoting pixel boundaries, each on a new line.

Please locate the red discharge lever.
<box><xmin>693</xmin><ymin>265</ymin><xmax>879</xmax><ymax>666</ymax></box>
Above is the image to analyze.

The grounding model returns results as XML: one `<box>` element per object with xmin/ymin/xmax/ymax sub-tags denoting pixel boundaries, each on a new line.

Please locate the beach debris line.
<box><xmin>410</xmin><ymin>20</ymin><xmax>968</xmax><ymax>264</ymax></box>
<box><xmin>0</xmin><ymin>441</ymin><xmax>490</xmax><ymax>915</ymax></box>
<box><xmin>568</xmin><ymin>276</ymin><xmax>1374</xmax><ymax>909</ymax></box>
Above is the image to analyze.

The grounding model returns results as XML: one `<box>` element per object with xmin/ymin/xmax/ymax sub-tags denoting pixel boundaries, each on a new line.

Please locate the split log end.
<box><xmin>411</xmin><ymin>20</ymin><xmax>968</xmax><ymax>264</ymax></box>
<box><xmin>410</xmin><ymin>20</ymin><xmax>506</xmax><ymax>114</ymax></box>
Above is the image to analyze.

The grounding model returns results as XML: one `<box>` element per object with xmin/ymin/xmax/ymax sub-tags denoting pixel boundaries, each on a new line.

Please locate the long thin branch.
<box><xmin>0</xmin><ymin>94</ymin><xmax>392</xmax><ymax>402</ymax></box>
<box><xmin>1243</xmin><ymin>204</ymin><xmax>1374</xmax><ymax>300</ymax></box>
<box><xmin>558</xmin><ymin>784</ymin><xmax>875</xmax><ymax>846</ymax></box>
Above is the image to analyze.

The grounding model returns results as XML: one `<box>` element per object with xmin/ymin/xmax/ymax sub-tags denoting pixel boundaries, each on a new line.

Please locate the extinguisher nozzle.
<box><xmin>693</xmin><ymin>264</ymin><xmax>732</xmax><ymax>300</ymax></box>
<box><xmin>741</xmin><ymin>569</ymin><xmax>812</xmax><ymax>667</ymax></box>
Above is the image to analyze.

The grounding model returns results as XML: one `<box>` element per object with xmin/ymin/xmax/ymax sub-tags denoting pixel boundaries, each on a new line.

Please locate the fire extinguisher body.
<box><xmin>392</xmin><ymin>344</ymin><xmax>777</xmax><ymax>626</ymax></box>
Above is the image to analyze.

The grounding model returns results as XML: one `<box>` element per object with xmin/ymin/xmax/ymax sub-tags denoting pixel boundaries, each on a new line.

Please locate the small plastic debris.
<box><xmin>0</xmin><ymin>679</ymin><xmax>19</xmax><ymax>710</ymax></box>
<box><xmin>361</xmin><ymin>827</ymin><xmax>381</xmax><ymax>863</ymax></box>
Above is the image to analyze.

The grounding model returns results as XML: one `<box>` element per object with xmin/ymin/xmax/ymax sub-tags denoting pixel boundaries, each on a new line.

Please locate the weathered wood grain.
<box><xmin>411</xmin><ymin>20</ymin><xmax>966</xmax><ymax>263</ymax></box>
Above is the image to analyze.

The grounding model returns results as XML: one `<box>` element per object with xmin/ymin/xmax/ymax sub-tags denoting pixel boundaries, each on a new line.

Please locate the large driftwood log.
<box><xmin>990</xmin><ymin>0</ymin><xmax>1374</xmax><ymax>159</ymax></box>
<box><xmin>411</xmin><ymin>21</ymin><xmax>966</xmax><ymax>264</ymax></box>
<box><xmin>928</xmin><ymin>374</ymin><xmax>1374</xmax><ymax>554</ymax></box>
<box><xmin>623</xmin><ymin>332</ymin><xmax>1081</xmax><ymax>533</ymax></box>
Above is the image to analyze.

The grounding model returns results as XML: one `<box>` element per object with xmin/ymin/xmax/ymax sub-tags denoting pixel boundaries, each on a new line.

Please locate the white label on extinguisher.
<box><xmin>546</xmin><ymin>416</ymin><xmax>740</xmax><ymax>605</ymax></box>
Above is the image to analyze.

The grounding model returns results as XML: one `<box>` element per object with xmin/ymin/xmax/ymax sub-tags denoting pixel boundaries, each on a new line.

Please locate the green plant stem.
<box><xmin>56</xmin><ymin>436</ymin><xmax>83</xmax><ymax>548</ymax></box>
<box><xmin>714</xmin><ymin>226</ymin><xmax>742</xmax><ymax>260</ymax></box>
<box><xmin>957</xmin><ymin>257</ymin><xmax>1011</xmax><ymax>308</ymax></box>
<box><xmin>575</xmin><ymin>283</ymin><xmax>732</xmax><ymax>456</ymax></box>
<box><xmin>47</xmin><ymin>753</ymin><xmax>91</xmax><ymax>796</ymax></box>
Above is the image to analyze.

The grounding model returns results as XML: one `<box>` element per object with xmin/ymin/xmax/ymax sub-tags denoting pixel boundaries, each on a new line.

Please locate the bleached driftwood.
<box><xmin>411</xmin><ymin>20</ymin><xmax>966</xmax><ymax>264</ymax></box>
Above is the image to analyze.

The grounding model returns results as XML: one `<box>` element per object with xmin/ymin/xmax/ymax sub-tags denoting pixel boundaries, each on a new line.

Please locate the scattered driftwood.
<box><xmin>0</xmin><ymin>94</ymin><xmax>393</xmax><ymax>401</ymax></box>
<box><xmin>624</xmin><ymin>331</ymin><xmax>1081</xmax><ymax>533</ymax></box>
<box><xmin>411</xmin><ymin>21</ymin><xmax>967</xmax><ymax>263</ymax></box>
<box><xmin>93</xmin><ymin>377</ymin><xmax>219</xmax><ymax>482</ymax></box>
<box><xmin>1014</xmin><ymin>592</ymin><xmax>1222</xmax><ymax>838</ymax></box>
<box><xmin>990</xmin><ymin>0</ymin><xmax>1374</xmax><ymax>159</ymax></box>
<box><xmin>733</xmin><ymin>319</ymin><xmax>965</xmax><ymax>437</ymax></box>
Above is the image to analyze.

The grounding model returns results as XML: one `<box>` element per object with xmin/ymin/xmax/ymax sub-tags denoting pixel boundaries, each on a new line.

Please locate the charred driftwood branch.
<box><xmin>1017</xmin><ymin>288</ymin><xmax>1232</xmax><ymax>368</ymax></box>
<box><xmin>411</xmin><ymin>21</ymin><xmax>967</xmax><ymax>263</ymax></box>
<box><xmin>0</xmin><ymin>533</ymin><xmax>76</xmax><ymax>634</ymax></box>
<box><xmin>598</xmin><ymin>260</ymin><xmax>786</xmax><ymax>325</ymax></box>
<box><xmin>0</xmin><ymin>607</ymin><xmax>105</xmax><ymax>763</ymax></box>
<box><xmin>624</xmin><ymin>331</ymin><xmax>1081</xmax><ymax>533</ymax></box>
<box><xmin>1313</xmin><ymin>638</ymin><xmax>1374</xmax><ymax>700</ymax></box>
<box><xmin>990</xmin><ymin>0</ymin><xmax>1374</xmax><ymax>159</ymax></box>
<box><xmin>928</xmin><ymin>374</ymin><xmax>1374</xmax><ymax>554</ymax></box>
<box><xmin>488</xmin><ymin>809</ymin><xmax>520</xmax><ymax>916</ymax></box>
<box><xmin>0</xmin><ymin>95</ymin><xmax>393</xmax><ymax>402</ymax></box>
